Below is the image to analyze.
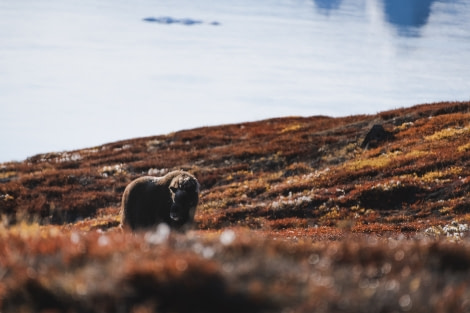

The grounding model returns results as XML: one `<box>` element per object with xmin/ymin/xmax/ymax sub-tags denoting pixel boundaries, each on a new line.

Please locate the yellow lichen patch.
<box><xmin>425</xmin><ymin>126</ymin><xmax>470</xmax><ymax>141</ymax></box>
<box><xmin>0</xmin><ymin>171</ymin><xmax>16</xmax><ymax>180</ymax></box>
<box><xmin>403</xmin><ymin>150</ymin><xmax>431</xmax><ymax>159</ymax></box>
<box><xmin>457</xmin><ymin>142</ymin><xmax>470</xmax><ymax>152</ymax></box>
<box><xmin>395</xmin><ymin>122</ymin><xmax>414</xmax><ymax>131</ymax></box>
<box><xmin>421</xmin><ymin>166</ymin><xmax>462</xmax><ymax>183</ymax></box>
<box><xmin>0</xmin><ymin>221</ymin><xmax>61</xmax><ymax>239</ymax></box>
<box><xmin>319</xmin><ymin>207</ymin><xmax>341</xmax><ymax>223</ymax></box>
<box><xmin>439</xmin><ymin>207</ymin><xmax>453</xmax><ymax>215</ymax></box>
<box><xmin>343</xmin><ymin>151</ymin><xmax>400</xmax><ymax>171</ymax></box>
<box><xmin>280</xmin><ymin>124</ymin><xmax>301</xmax><ymax>133</ymax></box>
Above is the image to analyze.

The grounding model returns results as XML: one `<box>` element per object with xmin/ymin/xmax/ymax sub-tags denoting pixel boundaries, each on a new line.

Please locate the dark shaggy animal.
<box><xmin>361</xmin><ymin>124</ymin><xmax>394</xmax><ymax>149</ymax></box>
<box><xmin>120</xmin><ymin>170</ymin><xmax>200</xmax><ymax>231</ymax></box>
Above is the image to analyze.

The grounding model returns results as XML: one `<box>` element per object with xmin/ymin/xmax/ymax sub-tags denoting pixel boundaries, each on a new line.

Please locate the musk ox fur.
<box><xmin>120</xmin><ymin>170</ymin><xmax>200</xmax><ymax>231</ymax></box>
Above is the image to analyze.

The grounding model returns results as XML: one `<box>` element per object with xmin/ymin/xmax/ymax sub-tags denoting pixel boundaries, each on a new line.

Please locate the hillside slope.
<box><xmin>1</xmin><ymin>101</ymin><xmax>470</xmax><ymax>312</ymax></box>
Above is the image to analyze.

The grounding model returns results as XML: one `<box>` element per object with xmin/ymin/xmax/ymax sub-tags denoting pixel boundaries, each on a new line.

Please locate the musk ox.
<box><xmin>361</xmin><ymin>124</ymin><xmax>394</xmax><ymax>149</ymax></box>
<box><xmin>120</xmin><ymin>170</ymin><xmax>200</xmax><ymax>231</ymax></box>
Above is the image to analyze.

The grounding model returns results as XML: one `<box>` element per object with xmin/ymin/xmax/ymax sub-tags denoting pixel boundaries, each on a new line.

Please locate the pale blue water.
<box><xmin>1</xmin><ymin>0</ymin><xmax>469</xmax><ymax>162</ymax></box>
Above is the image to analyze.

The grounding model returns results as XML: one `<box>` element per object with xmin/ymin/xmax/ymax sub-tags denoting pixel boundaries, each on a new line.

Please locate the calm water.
<box><xmin>1</xmin><ymin>0</ymin><xmax>469</xmax><ymax>162</ymax></box>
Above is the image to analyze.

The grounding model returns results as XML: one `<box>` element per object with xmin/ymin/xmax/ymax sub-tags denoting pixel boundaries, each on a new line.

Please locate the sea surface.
<box><xmin>1</xmin><ymin>0</ymin><xmax>469</xmax><ymax>162</ymax></box>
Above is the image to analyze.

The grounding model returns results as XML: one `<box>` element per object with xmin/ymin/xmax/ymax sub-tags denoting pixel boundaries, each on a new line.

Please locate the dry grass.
<box><xmin>1</xmin><ymin>101</ymin><xmax>470</xmax><ymax>312</ymax></box>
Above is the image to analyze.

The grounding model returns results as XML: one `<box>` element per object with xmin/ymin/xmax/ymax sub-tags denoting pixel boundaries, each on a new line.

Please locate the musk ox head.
<box><xmin>169</xmin><ymin>174</ymin><xmax>200</xmax><ymax>223</ymax></box>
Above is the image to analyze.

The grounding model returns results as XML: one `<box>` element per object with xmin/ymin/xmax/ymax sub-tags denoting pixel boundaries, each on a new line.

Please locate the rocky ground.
<box><xmin>1</xmin><ymin>101</ymin><xmax>470</xmax><ymax>312</ymax></box>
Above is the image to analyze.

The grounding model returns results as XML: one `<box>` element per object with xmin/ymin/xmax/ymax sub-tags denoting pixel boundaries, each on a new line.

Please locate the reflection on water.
<box><xmin>314</xmin><ymin>0</ymin><xmax>437</xmax><ymax>36</ymax></box>
<box><xmin>382</xmin><ymin>0</ymin><xmax>435</xmax><ymax>36</ymax></box>
<box><xmin>313</xmin><ymin>0</ymin><xmax>342</xmax><ymax>14</ymax></box>
<box><xmin>142</xmin><ymin>16</ymin><xmax>220</xmax><ymax>26</ymax></box>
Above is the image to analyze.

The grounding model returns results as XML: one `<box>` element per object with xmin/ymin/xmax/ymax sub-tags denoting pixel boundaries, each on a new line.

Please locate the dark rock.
<box><xmin>361</xmin><ymin>124</ymin><xmax>394</xmax><ymax>149</ymax></box>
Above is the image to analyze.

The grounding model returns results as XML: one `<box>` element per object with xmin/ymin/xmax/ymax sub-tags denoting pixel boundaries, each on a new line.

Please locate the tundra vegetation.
<box><xmin>1</xmin><ymin>101</ymin><xmax>470</xmax><ymax>312</ymax></box>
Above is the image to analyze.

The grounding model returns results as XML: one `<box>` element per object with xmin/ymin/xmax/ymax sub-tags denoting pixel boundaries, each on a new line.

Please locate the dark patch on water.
<box><xmin>143</xmin><ymin>16</ymin><xmax>220</xmax><ymax>26</ymax></box>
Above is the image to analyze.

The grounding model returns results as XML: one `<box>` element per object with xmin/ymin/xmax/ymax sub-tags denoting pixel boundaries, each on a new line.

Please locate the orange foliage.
<box><xmin>1</xmin><ymin>101</ymin><xmax>470</xmax><ymax>312</ymax></box>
